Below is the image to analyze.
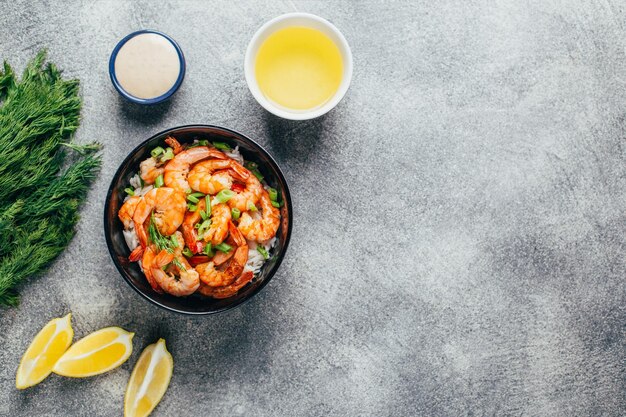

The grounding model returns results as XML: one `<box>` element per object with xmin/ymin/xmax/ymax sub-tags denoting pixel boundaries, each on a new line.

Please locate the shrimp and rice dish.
<box><xmin>118</xmin><ymin>136</ymin><xmax>282</xmax><ymax>299</ymax></box>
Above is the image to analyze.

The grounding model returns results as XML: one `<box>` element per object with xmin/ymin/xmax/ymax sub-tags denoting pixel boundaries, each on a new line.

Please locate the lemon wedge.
<box><xmin>16</xmin><ymin>313</ymin><xmax>74</xmax><ymax>389</ymax></box>
<box><xmin>52</xmin><ymin>326</ymin><xmax>134</xmax><ymax>377</ymax></box>
<box><xmin>124</xmin><ymin>339</ymin><xmax>173</xmax><ymax>417</ymax></box>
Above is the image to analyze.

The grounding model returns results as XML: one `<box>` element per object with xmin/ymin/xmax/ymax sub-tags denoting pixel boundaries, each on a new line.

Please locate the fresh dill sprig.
<box><xmin>171</xmin><ymin>257</ymin><xmax>185</xmax><ymax>271</ymax></box>
<box><xmin>0</xmin><ymin>50</ymin><xmax>101</xmax><ymax>306</ymax></box>
<box><xmin>148</xmin><ymin>214</ymin><xmax>177</xmax><ymax>253</ymax></box>
<box><xmin>147</xmin><ymin>215</ymin><xmax>186</xmax><ymax>271</ymax></box>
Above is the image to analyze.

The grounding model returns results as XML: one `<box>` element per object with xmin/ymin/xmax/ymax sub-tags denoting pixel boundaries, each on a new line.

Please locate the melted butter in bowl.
<box><xmin>110</xmin><ymin>30</ymin><xmax>185</xmax><ymax>104</ymax></box>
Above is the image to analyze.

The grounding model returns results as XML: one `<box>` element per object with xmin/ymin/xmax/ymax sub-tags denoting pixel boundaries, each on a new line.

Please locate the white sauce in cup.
<box><xmin>114</xmin><ymin>33</ymin><xmax>181</xmax><ymax>99</ymax></box>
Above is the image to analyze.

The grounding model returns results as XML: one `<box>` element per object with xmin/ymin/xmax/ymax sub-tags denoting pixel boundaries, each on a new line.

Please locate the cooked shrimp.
<box><xmin>141</xmin><ymin>245</ymin><xmax>163</xmax><ymax>293</ymax></box>
<box><xmin>196</xmin><ymin>221</ymin><xmax>248</xmax><ymax>287</ymax></box>
<box><xmin>150</xmin><ymin>232</ymin><xmax>199</xmax><ymax>296</ymax></box>
<box><xmin>227</xmin><ymin>169</ymin><xmax>263</xmax><ymax>212</ymax></box>
<box><xmin>196</xmin><ymin>271</ymin><xmax>254</xmax><ymax>299</ymax></box>
<box><xmin>165</xmin><ymin>136</ymin><xmax>184</xmax><ymax>154</ymax></box>
<box><xmin>132</xmin><ymin>187</ymin><xmax>187</xmax><ymax>248</ymax></box>
<box><xmin>181</xmin><ymin>198</ymin><xmax>206</xmax><ymax>253</ymax></box>
<box><xmin>203</xmin><ymin>203</ymin><xmax>232</xmax><ymax>245</ymax></box>
<box><xmin>211</xmin><ymin>230</ymin><xmax>236</xmax><ymax>266</ymax></box>
<box><xmin>163</xmin><ymin>147</ymin><xmax>227</xmax><ymax>192</ymax></box>
<box><xmin>118</xmin><ymin>196</ymin><xmax>141</xmax><ymax>229</ymax></box>
<box><xmin>139</xmin><ymin>157</ymin><xmax>164</xmax><ymax>185</ymax></box>
<box><xmin>187</xmin><ymin>160</ymin><xmax>249</xmax><ymax>195</ymax></box>
<box><xmin>237</xmin><ymin>190</ymin><xmax>280</xmax><ymax>242</ymax></box>
<box><xmin>129</xmin><ymin>246</ymin><xmax>143</xmax><ymax>262</ymax></box>
<box><xmin>181</xmin><ymin>199</ymin><xmax>231</xmax><ymax>253</ymax></box>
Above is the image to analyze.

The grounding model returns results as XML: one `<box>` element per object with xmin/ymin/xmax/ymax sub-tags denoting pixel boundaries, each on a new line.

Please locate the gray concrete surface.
<box><xmin>1</xmin><ymin>0</ymin><xmax>625</xmax><ymax>416</ymax></box>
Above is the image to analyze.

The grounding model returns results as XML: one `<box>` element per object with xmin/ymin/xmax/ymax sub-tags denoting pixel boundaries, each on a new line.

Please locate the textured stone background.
<box><xmin>1</xmin><ymin>0</ymin><xmax>625</xmax><ymax>416</ymax></box>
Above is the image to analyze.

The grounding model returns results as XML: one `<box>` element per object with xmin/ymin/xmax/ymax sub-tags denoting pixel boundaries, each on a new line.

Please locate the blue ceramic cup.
<box><xmin>109</xmin><ymin>29</ymin><xmax>186</xmax><ymax>105</ymax></box>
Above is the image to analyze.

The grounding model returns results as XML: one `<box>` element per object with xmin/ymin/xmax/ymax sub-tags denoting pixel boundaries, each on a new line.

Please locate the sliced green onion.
<box><xmin>189</xmin><ymin>139</ymin><xmax>209</xmax><ymax>148</ymax></box>
<box><xmin>268</xmin><ymin>187</ymin><xmax>278</xmax><ymax>201</ymax></box>
<box><xmin>154</xmin><ymin>174</ymin><xmax>164</xmax><ymax>188</ymax></box>
<box><xmin>170</xmin><ymin>235</ymin><xmax>179</xmax><ymax>247</ymax></box>
<box><xmin>187</xmin><ymin>195</ymin><xmax>200</xmax><ymax>204</ymax></box>
<box><xmin>205</xmin><ymin>195</ymin><xmax>211</xmax><ymax>216</ymax></box>
<box><xmin>252</xmin><ymin>170</ymin><xmax>264</xmax><ymax>181</ymax></box>
<box><xmin>271</xmin><ymin>201</ymin><xmax>281</xmax><ymax>208</ymax></box>
<box><xmin>215</xmin><ymin>189</ymin><xmax>235</xmax><ymax>203</ymax></box>
<box><xmin>151</xmin><ymin>146</ymin><xmax>165</xmax><ymax>158</ymax></box>
<box><xmin>199</xmin><ymin>210</ymin><xmax>208</xmax><ymax>221</ymax></box>
<box><xmin>203</xmin><ymin>243</ymin><xmax>214</xmax><ymax>257</ymax></box>
<box><xmin>185</xmin><ymin>188</ymin><xmax>192</xmax><ymax>194</ymax></box>
<box><xmin>213</xmin><ymin>141</ymin><xmax>231</xmax><ymax>151</ymax></box>
<box><xmin>257</xmin><ymin>246</ymin><xmax>269</xmax><ymax>259</ymax></box>
<box><xmin>231</xmin><ymin>208</ymin><xmax>240</xmax><ymax>221</ymax></box>
<box><xmin>188</xmin><ymin>203</ymin><xmax>197</xmax><ymax>212</ymax></box>
<box><xmin>161</xmin><ymin>147</ymin><xmax>174</xmax><ymax>162</ymax></box>
<box><xmin>247</xmin><ymin>202</ymin><xmax>257</xmax><ymax>212</ymax></box>
<box><xmin>187</xmin><ymin>192</ymin><xmax>204</xmax><ymax>204</ymax></box>
<box><xmin>215</xmin><ymin>242</ymin><xmax>232</xmax><ymax>253</ymax></box>
<box><xmin>244</xmin><ymin>162</ymin><xmax>264</xmax><ymax>182</ymax></box>
<box><xmin>124</xmin><ymin>187</ymin><xmax>135</xmax><ymax>196</ymax></box>
<box><xmin>197</xmin><ymin>219</ymin><xmax>212</xmax><ymax>239</ymax></box>
<box><xmin>182</xmin><ymin>247</ymin><xmax>193</xmax><ymax>257</ymax></box>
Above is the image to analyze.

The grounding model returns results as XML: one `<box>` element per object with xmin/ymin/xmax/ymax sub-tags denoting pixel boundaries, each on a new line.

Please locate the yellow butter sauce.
<box><xmin>254</xmin><ymin>26</ymin><xmax>343</xmax><ymax>111</ymax></box>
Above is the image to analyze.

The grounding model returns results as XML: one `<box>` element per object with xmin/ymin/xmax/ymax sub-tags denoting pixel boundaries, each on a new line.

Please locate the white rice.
<box><xmin>121</xmin><ymin>152</ymin><xmax>277</xmax><ymax>278</ymax></box>
<box><xmin>224</xmin><ymin>146</ymin><xmax>244</xmax><ymax>165</ymax></box>
<box><xmin>122</xmin><ymin>174</ymin><xmax>152</xmax><ymax>252</ymax></box>
<box><xmin>245</xmin><ymin>237</ymin><xmax>277</xmax><ymax>276</ymax></box>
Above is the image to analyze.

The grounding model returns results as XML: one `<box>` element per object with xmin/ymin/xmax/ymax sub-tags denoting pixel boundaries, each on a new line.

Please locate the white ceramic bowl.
<box><xmin>244</xmin><ymin>13</ymin><xmax>353</xmax><ymax>120</ymax></box>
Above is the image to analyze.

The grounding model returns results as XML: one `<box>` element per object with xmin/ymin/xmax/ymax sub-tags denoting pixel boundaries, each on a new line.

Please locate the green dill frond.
<box><xmin>148</xmin><ymin>213</ymin><xmax>178</xmax><ymax>253</ymax></box>
<box><xmin>0</xmin><ymin>50</ymin><xmax>101</xmax><ymax>307</ymax></box>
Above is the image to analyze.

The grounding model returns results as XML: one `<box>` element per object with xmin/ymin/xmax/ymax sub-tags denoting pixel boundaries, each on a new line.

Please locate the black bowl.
<box><xmin>104</xmin><ymin>125</ymin><xmax>292</xmax><ymax>315</ymax></box>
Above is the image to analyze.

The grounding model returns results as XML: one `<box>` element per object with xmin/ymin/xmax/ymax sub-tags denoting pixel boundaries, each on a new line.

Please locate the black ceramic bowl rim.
<box><xmin>109</xmin><ymin>29</ymin><xmax>186</xmax><ymax>105</ymax></box>
<box><xmin>104</xmin><ymin>125</ymin><xmax>293</xmax><ymax>315</ymax></box>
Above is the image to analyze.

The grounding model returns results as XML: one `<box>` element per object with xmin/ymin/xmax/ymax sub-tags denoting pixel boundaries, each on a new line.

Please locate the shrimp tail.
<box><xmin>129</xmin><ymin>246</ymin><xmax>144</xmax><ymax>262</ymax></box>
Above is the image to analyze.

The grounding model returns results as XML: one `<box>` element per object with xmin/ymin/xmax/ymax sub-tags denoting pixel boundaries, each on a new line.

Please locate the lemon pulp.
<box><xmin>16</xmin><ymin>313</ymin><xmax>73</xmax><ymax>389</ymax></box>
<box><xmin>255</xmin><ymin>26</ymin><xmax>343</xmax><ymax>111</ymax></box>
<box><xmin>125</xmin><ymin>339</ymin><xmax>173</xmax><ymax>417</ymax></box>
<box><xmin>52</xmin><ymin>327</ymin><xmax>134</xmax><ymax>377</ymax></box>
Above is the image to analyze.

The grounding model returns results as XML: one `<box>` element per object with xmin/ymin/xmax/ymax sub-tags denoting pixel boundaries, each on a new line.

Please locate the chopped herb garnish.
<box><xmin>231</xmin><ymin>208</ymin><xmax>241</xmax><ymax>220</ymax></box>
<box><xmin>151</xmin><ymin>146</ymin><xmax>165</xmax><ymax>158</ymax></box>
<box><xmin>245</xmin><ymin>162</ymin><xmax>264</xmax><ymax>181</ymax></box>
<box><xmin>213</xmin><ymin>141</ymin><xmax>231</xmax><ymax>151</ymax></box>
<box><xmin>203</xmin><ymin>242</ymin><xmax>214</xmax><ymax>257</ymax></box>
<box><xmin>205</xmin><ymin>195</ymin><xmax>211</xmax><ymax>216</ymax></box>
<box><xmin>257</xmin><ymin>246</ymin><xmax>269</xmax><ymax>259</ymax></box>
<box><xmin>154</xmin><ymin>174</ymin><xmax>164</xmax><ymax>188</ymax></box>
<box><xmin>197</xmin><ymin>219</ymin><xmax>212</xmax><ymax>239</ymax></box>
<box><xmin>187</xmin><ymin>192</ymin><xmax>204</xmax><ymax>204</ymax></box>
<box><xmin>214</xmin><ymin>189</ymin><xmax>234</xmax><ymax>204</ymax></box>
<box><xmin>247</xmin><ymin>202</ymin><xmax>257</xmax><ymax>212</ymax></box>
<box><xmin>148</xmin><ymin>213</ymin><xmax>178</xmax><ymax>253</ymax></box>
<box><xmin>215</xmin><ymin>242</ymin><xmax>232</xmax><ymax>253</ymax></box>
<box><xmin>161</xmin><ymin>147</ymin><xmax>174</xmax><ymax>162</ymax></box>
<box><xmin>124</xmin><ymin>187</ymin><xmax>135</xmax><ymax>196</ymax></box>
<box><xmin>171</xmin><ymin>257</ymin><xmax>185</xmax><ymax>271</ymax></box>
<box><xmin>182</xmin><ymin>247</ymin><xmax>193</xmax><ymax>257</ymax></box>
<box><xmin>268</xmin><ymin>187</ymin><xmax>278</xmax><ymax>201</ymax></box>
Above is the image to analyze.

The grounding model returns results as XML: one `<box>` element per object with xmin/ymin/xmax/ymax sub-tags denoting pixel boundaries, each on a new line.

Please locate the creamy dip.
<box><xmin>114</xmin><ymin>33</ymin><xmax>181</xmax><ymax>99</ymax></box>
